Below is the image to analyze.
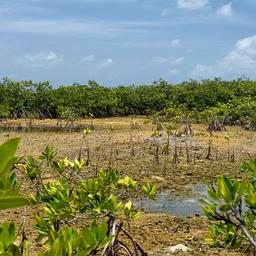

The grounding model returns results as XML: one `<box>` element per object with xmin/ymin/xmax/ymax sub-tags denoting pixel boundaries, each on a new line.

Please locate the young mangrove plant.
<box><xmin>0</xmin><ymin>137</ymin><xmax>156</xmax><ymax>255</ymax></box>
<box><xmin>31</xmin><ymin>157</ymin><xmax>156</xmax><ymax>255</ymax></box>
<box><xmin>83</xmin><ymin>127</ymin><xmax>92</xmax><ymax>165</ymax></box>
<box><xmin>108</xmin><ymin>126</ymin><xmax>115</xmax><ymax>168</ymax></box>
<box><xmin>151</xmin><ymin>127</ymin><xmax>160</xmax><ymax>164</ymax></box>
<box><xmin>94</xmin><ymin>144</ymin><xmax>101</xmax><ymax>176</ymax></box>
<box><xmin>162</xmin><ymin>124</ymin><xmax>174</xmax><ymax>157</ymax></box>
<box><xmin>224</xmin><ymin>132</ymin><xmax>230</xmax><ymax>161</ymax></box>
<box><xmin>201</xmin><ymin>159</ymin><xmax>256</xmax><ymax>253</ymax></box>
<box><xmin>205</xmin><ymin>139</ymin><xmax>213</xmax><ymax>160</ymax></box>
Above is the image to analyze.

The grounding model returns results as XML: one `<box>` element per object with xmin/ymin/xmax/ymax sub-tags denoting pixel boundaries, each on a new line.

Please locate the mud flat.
<box><xmin>0</xmin><ymin>117</ymin><xmax>254</xmax><ymax>255</ymax></box>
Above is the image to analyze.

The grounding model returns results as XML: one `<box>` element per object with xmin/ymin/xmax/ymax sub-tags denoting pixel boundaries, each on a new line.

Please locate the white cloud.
<box><xmin>0</xmin><ymin>19</ymin><xmax>111</xmax><ymax>35</ymax></box>
<box><xmin>0</xmin><ymin>19</ymin><xmax>175</xmax><ymax>36</ymax></box>
<box><xmin>82</xmin><ymin>55</ymin><xmax>114</xmax><ymax>69</ymax></box>
<box><xmin>191</xmin><ymin>35</ymin><xmax>256</xmax><ymax>79</ymax></box>
<box><xmin>45</xmin><ymin>51</ymin><xmax>58</xmax><ymax>61</ymax></box>
<box><xmin>98</xmin><ymin>58</ymin><xmax>114</xmax><ymax>68</ymax></box>
<box><xmin>217</xmin><ymin>3</ymin><xmax>233</xmax><ymax>17</ymax></box>
<box><xmin>83</xmin><ymin>54</ymin><xmax>95</xmax><ymax>62</ymax></box>
<box><xmin>152</xmin><ymin>55</ymin><xmax>184</xmax><ymax>66</ymax></box>
<box><xmin>177</xmin><ymin>0</ymin><xmax>209</xmax><ymax>10</ymax></box>
<box><xmin>171</xmin><ymin>39</ymin><xmax>180</xmax><ymax>47</ymax></box>
<box><xmin>169</xmin><ymin>68</ymin><xmax>180</xmax><ymax>75</ymax></box>
<box><xmin>19</xmin><ymin>51</ymin><xmax>63</xmax><ymax>67</ymax></box>
<box><xmin>170</xmin><ymin>56</ymin><xmax>184</xmax><ymax>65</ymax></box>
<box><xmin>0</xmin><ymin>16</ymin><xmax>229</xmax><ymax>37</ymax></box>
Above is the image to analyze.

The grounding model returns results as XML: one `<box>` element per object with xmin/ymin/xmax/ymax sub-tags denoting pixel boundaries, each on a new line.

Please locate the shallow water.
<box><xmin>0</xmin><ymin>125</ymin><xmax>85</xmax><ymax>133</ymax></box>
<box><xmin>138</xmin><ymin>183</ymin><xmax>208</xmax><ymax>217</ymax></box>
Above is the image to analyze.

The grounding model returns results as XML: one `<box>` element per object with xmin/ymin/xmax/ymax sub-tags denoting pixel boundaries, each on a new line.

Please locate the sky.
<box><xmin>0</xmin><ymin>0</ymin><xmax>256</xmax><ymax>86</ymax></box>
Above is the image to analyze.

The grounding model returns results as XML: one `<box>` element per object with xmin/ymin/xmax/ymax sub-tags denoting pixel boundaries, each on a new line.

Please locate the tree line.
<box><xmin>1</xmin><ymin>77</ymin><xmax>256</xmax><ymax>124</ymax></box>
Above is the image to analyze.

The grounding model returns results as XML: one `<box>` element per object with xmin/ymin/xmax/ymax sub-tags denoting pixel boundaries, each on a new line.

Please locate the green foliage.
<box><xmin>202</xmin><ymin>161</ymin><xmax>256</xmax><ymax>250</ymax></box>
<box><xmin>0</xmin><ymin>138</ymin><xmax>154</xmax><ymax>255</ymax></box>
<box><xmin>0</xmin><ymin>222</ymin><xmax>21</xmax><ymax>255</ymax></box>
<box><xmin>40</xmin><ymin>145</ymin><xmax>57</xmax><ymax>165</ymax></box>
<box><xmin>1</xmin><ymin>77</ymin><xmax>256</xmax><ymax>123</ymax></box>
<box><xmin>142</xmin><ymin>183</ymin><xmax>157</xmax><ymax>200</ymax></box>
<box><xmin>37</xmin><ymin>222</ymin><xmax>113</xmax><ymax>256</ymax></box>
<box><xmin>19</xmin><ymin>156</ymin><xmax>42</xmax><ymax>181</ymax></box>
<box><xmin>0</xmin><ymin>137</ymin><xmax>156</xmax><ymax>255</ymax></box>
<box><xmin>33</xmin><ymin>158</ymin><xmax>154</xmax><ymax>254</ymax></box>
<box><xmin>83</xmin><ymin>128</ymin><xmax>92</xmax><ymax>136</ymax></box>
<box><xmin>0</xmin><ymin>138</ymin><xmax>30</xmax><ymax>210</ymax></box>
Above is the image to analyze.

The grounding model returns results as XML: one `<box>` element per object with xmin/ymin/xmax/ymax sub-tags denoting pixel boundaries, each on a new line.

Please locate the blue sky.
<box><xmin>0</xmin><ymin>0</ymin><xmax>256</xmax><ymax>86</ymax></box>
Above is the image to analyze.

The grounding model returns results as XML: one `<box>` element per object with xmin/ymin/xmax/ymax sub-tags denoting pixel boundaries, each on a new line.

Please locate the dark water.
<box><xmin>0</xmin><ymin>125</ymin><xmax>85</xmax><ymax>133</ymax></box>
<box><xmin>137</xmin><ymin>183</ymin><xmax>208</xmax><ymax>217</ymax></box>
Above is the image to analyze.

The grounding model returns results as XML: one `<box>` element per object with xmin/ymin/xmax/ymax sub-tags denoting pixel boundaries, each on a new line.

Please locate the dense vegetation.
<box><xmin>1</xmin><ymin>77</ymin><xmax>256</xmax><ymax>126</ymax></box>
<box><xmin>0</xmin><ymin>138</ymin><xmax>156</xmax><ymax>255</ymax></box>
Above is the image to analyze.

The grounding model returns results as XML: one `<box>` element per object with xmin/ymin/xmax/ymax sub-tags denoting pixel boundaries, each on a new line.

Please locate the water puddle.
<box><xmin>0</xmin><ymin>125</ymin><xmax>85</xmax><ymax>133</ymax></box>
<box><xmin>137</xmin><ymin>183</ymin><xmax>208</xmax><ymax>217</ymax></box>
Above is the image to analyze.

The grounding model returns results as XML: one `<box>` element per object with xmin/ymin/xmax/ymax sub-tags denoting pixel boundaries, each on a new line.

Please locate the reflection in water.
<box><xmin>0</xmin><ymin>125</ymin><xmax>85</xmax><ymax>133</ymax></box>
<box><xmin>138</xmin><ymin>183</ymin><xmax>208</xmax><ymax>217</ymax></box>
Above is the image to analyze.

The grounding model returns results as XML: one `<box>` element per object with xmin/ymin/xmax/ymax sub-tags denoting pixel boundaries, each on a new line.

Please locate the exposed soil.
<box><xmin>0</xmin><ymin>117</ymin><xmax>255</xmax><ymax>255</ymax></box>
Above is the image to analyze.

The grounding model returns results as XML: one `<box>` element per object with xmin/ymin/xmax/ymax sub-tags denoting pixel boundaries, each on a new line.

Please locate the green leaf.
<box><xmin>0</xmin><ymin>157</ymin><xmax>18</xmax><ymax>190</ymax></box>
<box><xmin>98</xmin><ymin>235</ymin><xmax>114</xmax><ymax>250</ymax></box>
<box><xmin>131</xmin><ymin>211</ymin><xmax>141</xmax><ymax>220</ymax></box>
<box><xmin>202</xmin><ymin>205</ymin><xmax>217</xmax><ymax>220</ymax></box>
<box><xmin>82</xmin><ymin>228</ymin><xmax>96</xmax><ymax>247</ymax></box>
<box><xmin>0</xmin><ymin>196</ymin><xmax>30</xmax><ymax>210</ymax></box>
<box><xmin>246</xmin><ymin>192</ymin><xmax>256</xmax><ymax>208</ymax></box>
<box><xmin>51</xmin><ymin>238</ymin><xmax>63</xmax><ymax>256</ymax></box>
<box><xmin>118</xmin><ymin>176</ymin><xmax>137</xmax><ymax>189</ymax></box>
<box><xmin>0</xmin><ymin>138</ymin><xmax>20</xmax><ymax>176</ymax></box>
<box><xmin>207</xmin><ymin>189</ymin><xmax>219</xmax><ymax>201</ymax></box>
<box><xmin>0</xmin><ymin>222</ymin><xmax>16</xmax><ymax>248</ymax></box>
<box><xmin>199</xmin><ymin>199</ymin><xmax>213</xmax><ymax>205</ymax></box>
<box><xmin>219</xmin><ymin>204</ymin><xmax>232</xmax><ymax>212</ymax></box>
<box><xmin>217</xmin><ymin>176</ymin><xmax>233</xmax><ymax>202</ymax></box>
<box><xmin>97</xmin><ymin>222</ymin><xmax>108</xmax><ymax>242</ymax></box>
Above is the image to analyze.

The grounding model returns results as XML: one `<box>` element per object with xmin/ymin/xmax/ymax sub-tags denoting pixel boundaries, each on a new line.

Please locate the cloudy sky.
<box><xmin>0</xmin><ymin>0</ymin><xmax>255</xmax><ymax>86</ymax></box>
